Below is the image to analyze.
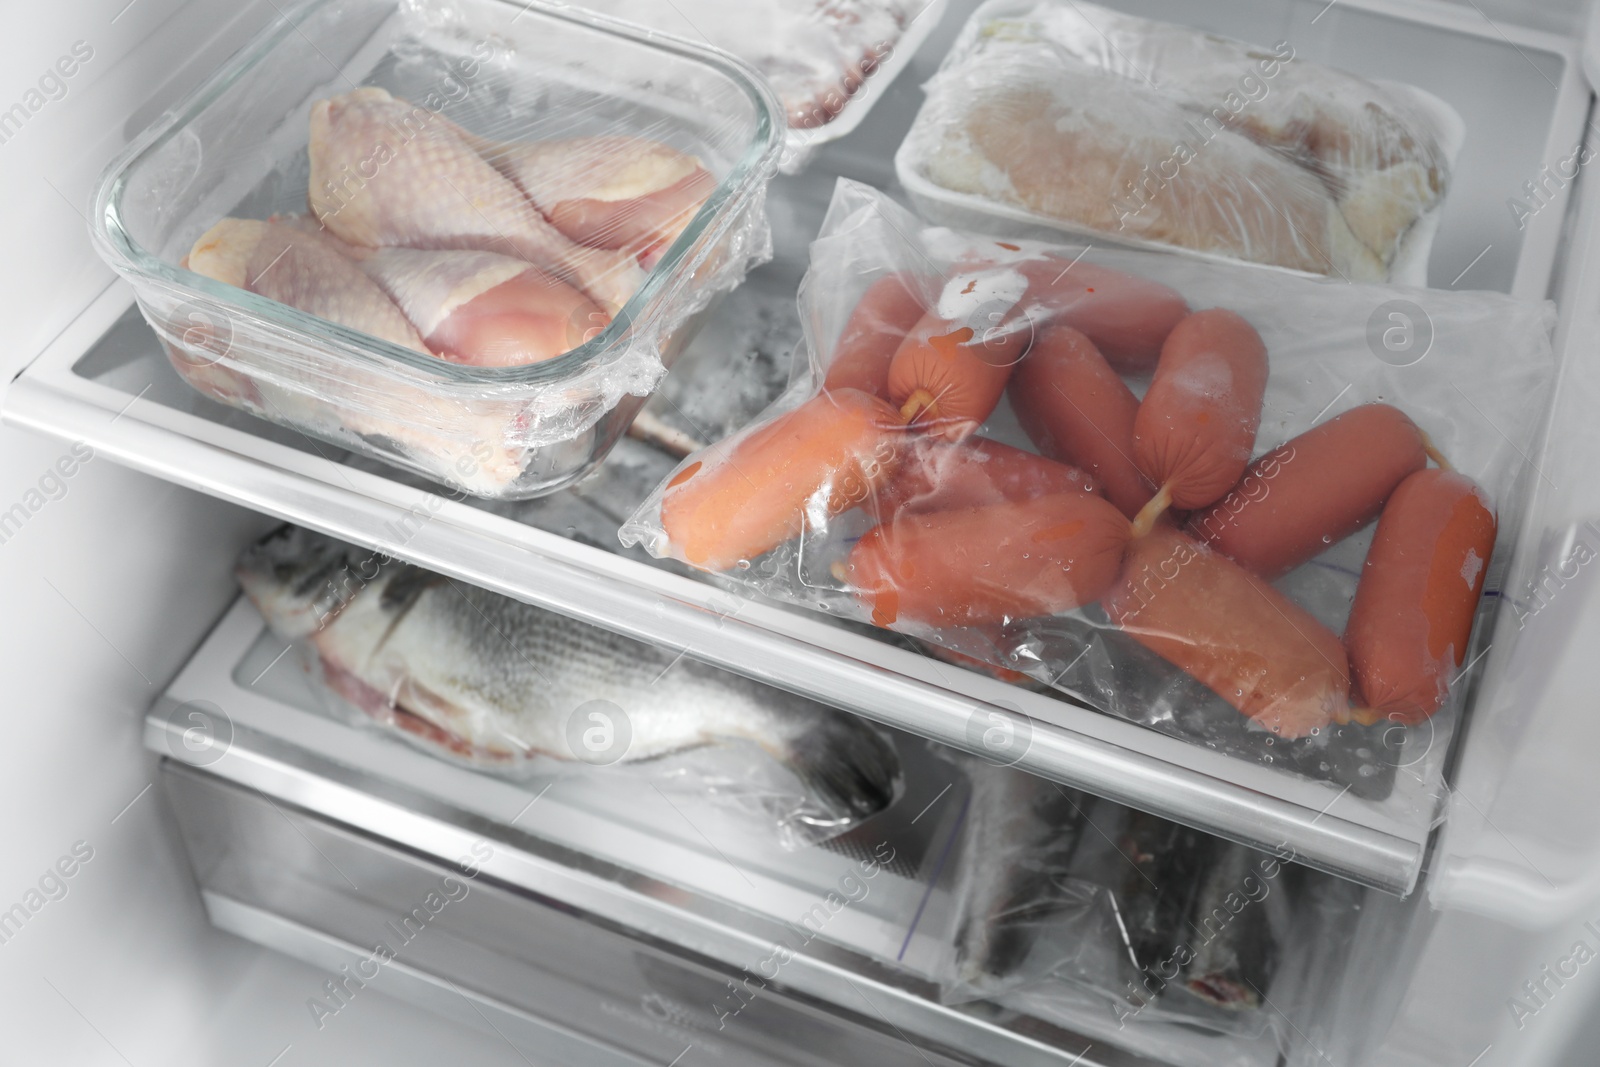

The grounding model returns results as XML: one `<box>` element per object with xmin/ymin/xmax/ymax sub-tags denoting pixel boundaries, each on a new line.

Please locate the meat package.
<box><xmin>622</xmin><ymin>179</ymin><xmax>1555</xmax><ymax>814</ymax></box>
<box><xmin>91</xmin><ymin>0</ymin><xmax>783</xmax><ymax>499</ymax></box>
<box><xmin>896</xmin><ymin>0</ymin><xmax>1464</xmax><ymax>284</ymax></box>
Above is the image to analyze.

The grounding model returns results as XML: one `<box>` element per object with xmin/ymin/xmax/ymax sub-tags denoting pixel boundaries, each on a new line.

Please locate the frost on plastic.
<box><xmin>622</xmin><ymin>179</ymin><xmax>1558</xmax><ymax>820</ymax></box>
<box><xmin>895</xmin><ymin>0</ymin><xmax>1464</xmax><ymax>284</ymax></box>
<box><xmin>929</xmin><ymin>754</ymin><xmax>1366</xmax><ymax>1066</ymax></box>
<box><xmin>92</xmin><ymin>0</ymin><xmax>782</xmax><ymax>499</ymax></box>
<box><xmin>234</xmin><ymin>525</ymin><xmax>902</xmax><ymax>850</ymax></box>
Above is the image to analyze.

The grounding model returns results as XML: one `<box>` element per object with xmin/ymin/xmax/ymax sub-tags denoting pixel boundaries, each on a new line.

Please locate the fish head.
<box><xmin>235</xmin><ymin>525</ymin><xmax>384</xmax><ymax>639</ymax></box>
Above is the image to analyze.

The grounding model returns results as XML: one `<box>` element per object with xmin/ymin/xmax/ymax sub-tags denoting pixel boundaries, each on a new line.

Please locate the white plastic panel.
<box><xmin>1427</xmin><ymin>94</ymin><xmax>1600</xmax><ymax>929</ymax></box>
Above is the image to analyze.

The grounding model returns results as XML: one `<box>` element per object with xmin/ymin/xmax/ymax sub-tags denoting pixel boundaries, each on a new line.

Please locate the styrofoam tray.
<box><xmin>895</xmin><ymin>0</ymin><xmax>1586</xmax><ymax>300</ymax></box>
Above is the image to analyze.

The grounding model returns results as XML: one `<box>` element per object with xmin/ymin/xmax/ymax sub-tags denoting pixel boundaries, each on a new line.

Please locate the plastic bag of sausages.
<box><xmin>893</xmin><ymin>0</ymin><xmax>1464</xmax><ymax>285</ymax></box>
<box><xmin>620</xmin><ymin>179</ymin><xmax>1556</xmax><ymax>811</ymax></box>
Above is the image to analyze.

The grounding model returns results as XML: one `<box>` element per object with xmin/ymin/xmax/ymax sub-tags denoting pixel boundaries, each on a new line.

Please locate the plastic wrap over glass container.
<box><xmin>574</xmin><ymin>0</ymin><xmax>947</xmax><ymax>172</ymax></box>
<box><xmin>233</xmin><ymin>524</ymin><xmax>903</xmax><ymax>849</ymax></box>
<box><xmin>894</xmin><ymin>0</ymin><xmax>1465</xmax><ymax>285</ymax></box>
<box><xmin>622</xmin><ymin>179</ymin><xmax>1557</xmax><ymax>828</ymax></box>
<box><xmin>89</xmin><ymin>0</ymin><xmax>783</xmax><ymax>499</ymax></box>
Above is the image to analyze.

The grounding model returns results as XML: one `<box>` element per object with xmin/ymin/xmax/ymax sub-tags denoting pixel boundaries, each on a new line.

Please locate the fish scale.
<box><xmin>237</xmin><ymin>525</ymin><xmax>901</xmax><ymax>819</ymax></box>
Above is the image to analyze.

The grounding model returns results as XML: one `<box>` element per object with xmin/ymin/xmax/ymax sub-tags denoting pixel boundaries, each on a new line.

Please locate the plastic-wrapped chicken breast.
<box><xmin>913</xmin><ymin>65</ymin><xmax>1384</xmax><ymax>280</ymax></box>
<box><xmin>896</xmin><ymin>0</ymin><xmax>1461</xmax><ymax>281</ymax></box>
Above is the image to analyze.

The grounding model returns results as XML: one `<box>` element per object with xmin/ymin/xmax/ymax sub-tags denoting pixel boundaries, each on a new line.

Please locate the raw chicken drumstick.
<box><xmin>469</xmin><ymin>133</ymin><xmax>716</xmax><ymax>258</ymax></box>
<box><xmin>187</xmin><ymin>218</ymin><xmax>425</xmax><ymax>352</ymax></box>
<box><xmin>358</xmin><ymin>248</ymin><xmax>605</xmax><ymax>366</ymax></box>
<box><xmin>308</xmin><ymin>87</ymin><xmax>643</xmax><ymax>315</ymax></box>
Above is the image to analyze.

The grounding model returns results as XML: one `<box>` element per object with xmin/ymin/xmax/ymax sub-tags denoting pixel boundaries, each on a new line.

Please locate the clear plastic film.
<box><xmin>92</xmin><ymin>0</ymin><xmax>783</xmax><ymax>499</ymax></box>
<box><xmin>621</xmin><ymin>178</ymin><xmax>1558</xmax><ymax>822</ymax></box>
<box><xmin>933</xmin><ymin>754</ymin><xmax>1365</xmax><ymax>1066</ymax></box>
<box><xmin>931</xmin><ymin>752</ymin><xmax>1111</xmax><ymax>1005</ymax></box>
<box><xmin>574</xmin><ymin>0</ymin><xmax>945</xmax><ymax>171</ymax></box>
<box><xmin>235</xmin><ymin>524</ymin><xmax>903</xmax><ymax>850</ymax></box>
<box><xmin>894</xmin><ymin>0</ymin><xmax>1464</xmax><ymax>284</ymax></box>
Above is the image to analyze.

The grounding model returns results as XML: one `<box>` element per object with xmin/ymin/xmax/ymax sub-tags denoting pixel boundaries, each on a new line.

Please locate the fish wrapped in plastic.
<box><xmin>896</xmin><ymin>0</ymin><xmax>1462</xmax><ymax>282</ymax></box>
<box><xmin>236</xmin><ymin>525</ymin><xmax>903</xmax><ymax>845</ymax></box>
<box><xmin>939</xmin><ymin>756</ymin><xmax>1095</xmax><ymax>1001</ymax></box>
<box><xmin>1109</xmin><ymin>811</ymin><xmax>1290</xmax><ymax>1013</ymax></box>
<box><xmin>933</xmin><ymin>761</ymin><xmax>1295</xmax><ymax>1033</ymax></box>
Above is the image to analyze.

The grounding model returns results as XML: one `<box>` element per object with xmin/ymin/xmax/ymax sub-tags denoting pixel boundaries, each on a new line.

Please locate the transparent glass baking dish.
<box><xmin>90</xmin><ymin>0</ymin><xmax>783</xmax><ymax>499</ymax></box>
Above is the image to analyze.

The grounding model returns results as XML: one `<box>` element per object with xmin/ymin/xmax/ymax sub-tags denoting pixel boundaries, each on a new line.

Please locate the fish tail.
<box><xmin>781</xmin><ymin>713</ymin><xmax>902</xmax><ymax>822</ymax></box>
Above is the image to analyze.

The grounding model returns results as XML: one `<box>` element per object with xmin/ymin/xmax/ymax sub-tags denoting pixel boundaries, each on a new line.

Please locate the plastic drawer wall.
<box><xmin>160</xmin><ymin>761</ymin><xmax>1154</xmax><ymax>1067</ymax></box>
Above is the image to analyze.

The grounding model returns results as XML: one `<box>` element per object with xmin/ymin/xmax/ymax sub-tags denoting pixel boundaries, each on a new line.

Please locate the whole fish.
<box><xmin>237</xmin><ymin>525</ymin><xmax>900</xmax><ymax>821</ymax></box>
<box><xmin>1114</xmin><ymin>811</ymin><xmax>1211</xmax><ymax>989</ymax></box>
<box><xmin>1179</xmin><ymin>840</ymin><xmax>1283</xmax><ymax>1009</ymax></box>
<box><xmin>947</xmin><ymin>758</ymin><xmax>1087</xmax><ymax>997</ymax></box>
<box><xmin>1113</xmin><ymin>812</ymin><xmax>1282</xmax><ymax>1010</ymax></box>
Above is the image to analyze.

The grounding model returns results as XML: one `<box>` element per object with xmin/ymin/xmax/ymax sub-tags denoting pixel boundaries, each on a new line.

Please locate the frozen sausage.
<box><xmin>1104</xmin><ymin>527</ymin><xmax>1351</xmax><ymax>738</ymax></box>
<box><xmin>822</xmin><ymin>272</ymin><xmax>931</xmax><ymax>397</ymax></box>
<box><xmin>1345</xmin><ymin>469</ymin><xmax>1497</xmax><ymax>724</ymax></box>
<box><xmin>876</xmin><ymin>435</ymin><xmax>1097</xmax><ymax>518</ymax></box>
<box><xmin>846</xmin><ymin>493</ymin><xmax>1131</xmax><ymax>628</ymax></box>
<box><xmin>887</xmin><ymin>255</ymin><xmax>1189</xmax><ymax>435</ymax></box>
<box><xmin>1188</xmin><ymin>404</ymin><xmax>1428</xmax><ymax>579</ymax></box>
<box><xmin>1011</xmin><ymin>256</ymin><xmax>1190</xmax><ymax>374</ymax></box>
<box><xmin>1132</xmin><ymin>309</ymin><xmax>1269</xmax><ymax>533</ymax></box>
<box><xmin>1009</xmin><ymin>324</ymin><xmax>1155</xmax><ymax>518</ymax></box>
<box><xmin>661</xmin><ymin>389</ymin><xmax>904</xmax><ymax>571</ymax></box>
<box><xmin>888</xmin><ymin>315</ymin><xmax>1029</xmax><ymax>439</ymax></box>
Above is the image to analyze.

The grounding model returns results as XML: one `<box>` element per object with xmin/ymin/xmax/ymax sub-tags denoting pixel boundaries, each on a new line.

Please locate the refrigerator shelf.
<box><xmin>8</xmin><ymin>0</ymin><xmax>1591</xmax><ymax>898</ymax></box>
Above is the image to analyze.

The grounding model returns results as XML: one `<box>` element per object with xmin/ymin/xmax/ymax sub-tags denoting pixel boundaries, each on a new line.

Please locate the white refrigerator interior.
<box><xmin>2</xmin><ymin>0</ymin><xmax>1599</xmax><ymax>1064</ymax></box>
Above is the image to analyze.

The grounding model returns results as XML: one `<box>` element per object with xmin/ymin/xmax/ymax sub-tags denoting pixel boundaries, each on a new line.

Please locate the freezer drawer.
<box><xmin>163</xmin><ymin>764</ymin><xmax>996</xmax><ymax>1067</ymax></box>
<box><xmin>10</xmin><ymin>0</ymin><xmax>1592</xmax><ymax>896</ymax></box>
<box><xmin>150</xmin><ymin>593</ymin><xmax>1365</xmax><ymax>1067</ymax></box>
